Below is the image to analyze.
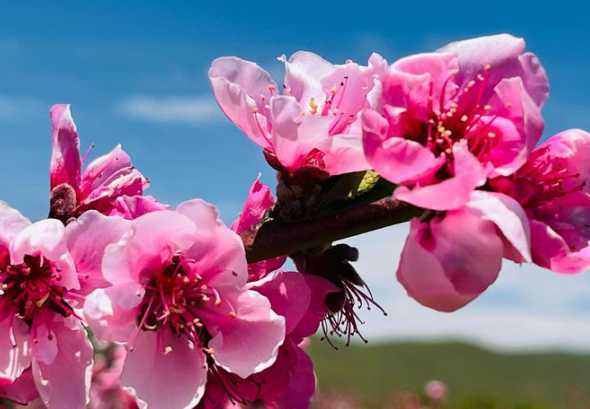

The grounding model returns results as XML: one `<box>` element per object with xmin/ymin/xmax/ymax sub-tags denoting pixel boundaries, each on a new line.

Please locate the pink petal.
<box><xmin>538</xmin><ymin>129</ymin><xmax>590</xmax><ymax>183</ymax></box>
<box><xmin>271</xmin><ymin>341</ymin><xmax>316</xmax><ymax>409</ymax></box>
<box><xmin>66</xmin><ymin>211</ymin><xmax>131</xmax><ymax>294</ymax></box>
<box><xmin>109</xmin><ymin>195</ymin><xmax>169</xmax><ymax>220</ymax></box>
<box><xmin>0</xmin><ymin>310</ymin><xmax>30</xmax><ymax>382</ymax></box>
<box><xmin>269</xmin><ymin>95</ymin><xmax>331</xmax><ymax>171</ymax></box>
<box><xmin>209</xmin><ymin>57</ymin><xmax>276</xmax><ymax>149</ymax></box>
<box><xmin>323</xmin><ymin>130</ymin><xmax>371</xmax><ymax>175</ymax></box>
<box><xmin>0</xmin><ymin>369</ymin><xmax>39</xmax><ymax>404</ymax></box>
<box><xmin>466</xmin><ymin>191</ymin><xmax>531</xmax><ymax>262</ymax></box>
<box><xmin>320</xmin><ymin>60</ymin><xmax>376</xmax><ymax>116</ymax></box>
<box><xmin>394</xmin><ymin>142</ymin><xmax>486</xmax><ymax>211</ymax></box>
<box><xmin>121</xmin><ymin>329</ymin><xmax>207</xmax><ymax>409</ymax></box>
<box><xmin>362</xmin><ymin>108</ymin><xmax>443</xmax><ymax>184</ymax></box>
<box><xmin>83</xmin><ymin>284</ymin><xmax>144</xmax><ymax>343</ymax></box>
<box><xmin>470</xmin><ymin>115</ymin><xmax>528</xmax><ymax>177</ymax></box>
<box><xmin>205</xmin><ymin>289</ymin><xmax>285</xmax><ymax>378</ymax></box>
<box><xmin>281</xmin><ymin>51</ymin><xmax>335</xmax><ymax>103</ymax></box>
<box><xmin>103</xmin><ymin>211</ymin><xmax>197</xmax><ymax>285</ymax></box>
<box><xmin>491</xmin><ymin>77</ymin><xmax>544</xmax><ymax>151</ymax></box>
<box><xmin>248</xmin><ymin>271</ymin><xmax>311</xmax><ymax>334</ymax></box>
<box><xmin>290</xmin><ymin>274</ymin><xmax>339</xmax><ymax>341</ymax></box>
<box><xmin>177</xmin><ymin>200</ymin><xmax>248</xmax><ymax>289</ymax></box>
<box><xmin>31</xmin><ymin>316</ymin><xmax>93</xmax><ymax>409</ymax></box>
<box><xmin>397</xmin><ymin>210</ymin><xmax>504</xmax><ymax>312</ymax></box>
<box><xmin>79</xmin><ymin>145</ymin><xmax>147</xmax><ymax>205</ymax></box>
<box><xmin>49</xmin><ymin>104</ymin><xmax>81</xmax><ymax>191</ymax></box>
<box><xmin>439</xmin><ymin>34</ymin><xmax>548</xmax><ymax>108</ymax></box>
<box><xmin>391</xmin><ymin>52</ymin><xmax>459</xmax><ymax>112</ymax></box>
<box><xmin>0</xmin><ymin>202</ymin><xmax>30</xmax><ymax>250</ymax></box>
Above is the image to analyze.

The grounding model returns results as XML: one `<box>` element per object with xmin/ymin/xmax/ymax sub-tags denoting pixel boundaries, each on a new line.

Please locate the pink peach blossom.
<box><xmin>0</xmin><ymin>203</ymin><xmax>95</xmax><ymax>409</ymax></box>
<box><xmin>209</xmin><ymin>52</ymin><xmax>386</xmax><ymax>175</ymax></box>
<box><xmin>491</xmin><ymin>129</ymin><xmax>590</xmax><ymax>274</ymax></box>
<box><xmin>397</xmin><ymin>191</ymin><xmax>531</xmax><ymax>311</ymax></box>
<box><xmin>83</xmin><ymin>201</ymin><xmax>285</xmax><ymax>409</ymax></box>
<box><xmin>49</xmin><ymin>104</ymin><xmax>159</xmax><ymax>222</ymax></box>
<box><xmin>363</xmin><ymin>34</ymin><xmax>548</xmax><ymax>211</ymax></box>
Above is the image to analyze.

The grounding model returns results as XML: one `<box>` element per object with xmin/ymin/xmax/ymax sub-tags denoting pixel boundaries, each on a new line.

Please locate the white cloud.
<box><xmin>116</xmin><ymin>95</ymin><xmax>224</xmax><ymax>125</ymax></box>
<box><xmin>340</xmin><ymin>225</ymin><xmax>590</xmax><ymax>352</ymax></box>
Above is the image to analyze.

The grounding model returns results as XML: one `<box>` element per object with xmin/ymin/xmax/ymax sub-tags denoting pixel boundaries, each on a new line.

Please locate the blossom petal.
<box><xmin>0</xmin><ymin>310</ymin><xmax>30</xmax><ymax>382</ymax></box>
<box><xmin>0</xmin><ymin>369</ymin><xmax>38</xmax><ymax>404</ymax></box>
<box><xmin>0</xmin><ymin>202</ymin><xmax>30</xmax><ymax>251</ymax></box>
<box><xmin>31</xmin><ymin>316</ymin><xmax>93</xmax><ymax>409</ymax></box>
<box><xmin>121</xmin><ymin>329</ymin><xmax>207</xmax><ymax>409</ymax></box>
<box><xmin>205</xmin><ymin>290</ymin><xmax>285</xmax><ymax>378</ymax></box>
<box><xmin>49</xmin><ymin>104</ymin><xmax>81</xmax><ymax>191</ymax></box>
<box><xmin>466</xmin><ymin>191</ymin><xmax>531</xmax><ymax>262</ymax></box>
<box><xmin>394</xmin><ymin>142</ymin><xmax>486</xmax><ymax>211</ymax></box>
<box><xmin>282</xmin><ymin>51</ymin><xmax>335</xmax><ymax>103</ymax></box>
<box><xmin>84</xmin><ymin>284</ymin><xmax>144</xmax><ymax>343</ymax></box>
<box><xmin>249</xmin><ymin>271</ymin><xmax>311</xmax><ymax>334</ymax></box>
<box><xmin>79</xmin><ymin>145</ymin><xmax>147</xmax><ymax>205</ymax></box>
<box><xmin>362</xmin><ymin>108</ymin><xmax>443</xmax><ymax>184</ymax></box>
<box><xmin>269</xmin><ymin>95</ymin><xmax>331</xmax><ymax>171</ymax></box>
<box><xmin>66</xmin><ymin>211</ymin><xmax>131</xmax><ymax>293</ymax></box>
<box><xmin>397</xmin><ymin>210</ymin><xmax>504</xmax><ymax>312</ymax></box>
<box><xmin>177</xmin><ymin>200</ymin><xmax>248</xmax><ymax>289</ymax></box>
<box><xmin>209</xmin><ymin>57</ymin><xmax>276</xmax><ymax>149</ymax></box>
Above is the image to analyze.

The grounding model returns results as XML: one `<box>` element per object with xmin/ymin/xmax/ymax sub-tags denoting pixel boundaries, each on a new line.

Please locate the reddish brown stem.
<box><xmin>243</xmin><ymin>198</ymin><xmax>422</xmax><ymax>263</ymax></box>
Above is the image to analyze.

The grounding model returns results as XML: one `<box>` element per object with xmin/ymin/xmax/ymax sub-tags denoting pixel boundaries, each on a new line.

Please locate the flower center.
<box><xmin>411</xmin><ymin>65</ymin><xmax>500</xmax><ymax>170</ymax></box>
<box><xmin>494</xmin><ymin>147</ymin><xmax>584</xmax><ymax>209</ymax></box>
<box><xmin>0</xmin><ymin>255</ymin><xmax>73</xmax><ymax>325</ymax></box>
<box><xmin>136</xmin><ymin>253</ymin><xmax>227</xmax><ymax>345</ymax></box>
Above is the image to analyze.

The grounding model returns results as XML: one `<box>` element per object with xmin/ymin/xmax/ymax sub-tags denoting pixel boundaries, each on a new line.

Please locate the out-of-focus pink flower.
<box><xmin>397</xmin><ymin>191</ymin><xmax>531</xmax><ymax>311</ymax></box>
<box><xmin>0</xmin><ymin>203</ymin><xmax>95</xmax><ymax>409</ymax></box>
<box><xmin>89</xmin><ymin>345</ymin><xmax>139</xmax><ymax>409</ymax></box>
<box><xmin>83</xmin><ymin>201</ymin><xmax>285</xmax><ymax>409</ymax></box>
<box><xmin>363</xmin><ymin>34</ymin><xmax>548</xmax><ymax>211</ymax></box>
<box><xmin>232</xmin><ymin>177</ymin><xmax>286</xmax><ymax>280</ymax></box>
<box><xmin>49</xmin><ymin>104</ymin><xmax>160</xmax><ymax>222</ymax></box>
<box><xmin>491</xmin><ymin>129</ymin><xmax>590</xmax><ymax>274</ymax></box>
<box><xmin>209</xmin><ymin>52</ymin><xmax>386</xmax><ymax>175</ymax></box>
<box><xmin>424</xmin><ymin>380</ymin><xmax>447</xmax><ymax>401</ymax></box>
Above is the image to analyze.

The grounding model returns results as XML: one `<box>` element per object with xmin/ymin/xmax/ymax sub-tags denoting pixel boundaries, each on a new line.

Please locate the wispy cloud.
<box><xmin>0</xmin><ymin>95</ymin><xmax>47</xmax><ymax>122</ymax></box>
<box><xmin>116</xmin><ymin>95</ymin><xmax>224</xmax><ymax>125</ymax></box>
<box><xmin>342</xmin><ymin>225</ymin><xmax>590</xmax><ymax>352</ymax></box>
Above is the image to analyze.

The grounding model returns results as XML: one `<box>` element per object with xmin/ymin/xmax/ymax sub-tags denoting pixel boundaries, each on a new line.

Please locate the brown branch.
<box><xmin>244</xmin><ymin>198</ymin><xmax>422</xmax><ymax>263</ymax></box>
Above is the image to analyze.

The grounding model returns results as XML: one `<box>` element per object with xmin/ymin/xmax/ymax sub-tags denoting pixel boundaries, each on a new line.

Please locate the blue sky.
<box><xmin>0</xmin><ymin>1</ymin><xmax>589</xmax><ymax>349</ymax></box>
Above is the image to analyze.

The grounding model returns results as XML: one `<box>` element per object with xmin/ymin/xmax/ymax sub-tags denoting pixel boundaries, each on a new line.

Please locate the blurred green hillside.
<box><xmin>309</xmin><ymin>339</ymin><xmax>590</xmax><ymax>409</ymax></box>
